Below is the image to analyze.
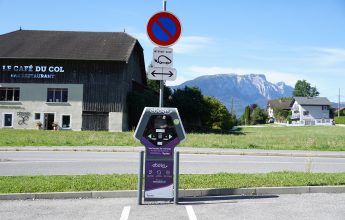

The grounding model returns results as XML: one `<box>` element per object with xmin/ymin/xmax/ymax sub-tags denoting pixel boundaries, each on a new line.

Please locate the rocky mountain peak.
<box><xmin>170</xmin><ymin>73</ymin><xmax>293</xmax><ymax>116</ymax></box>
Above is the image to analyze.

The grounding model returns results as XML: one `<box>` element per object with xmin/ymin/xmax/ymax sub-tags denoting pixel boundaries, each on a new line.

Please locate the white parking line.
<box><xmin>186</xmin><ymin>205</ymin><xmax>197</xmax><ymax>220</ymax></box>
<box><xmin>120</xmin><ymin>206</ymin><xmax>131</xmax><ymax>220</ymax></box>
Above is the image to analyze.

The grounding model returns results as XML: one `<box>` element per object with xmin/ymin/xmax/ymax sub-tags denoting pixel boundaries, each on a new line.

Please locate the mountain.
<box><xmin>331</xmin><ymin>102</ymin><xmax>345</xmax><ymax>109</ymax></box>
<box><xmin>170</xmin><ymin>74</ymin><xmax>294</xmax><ymax>116</ymax></box>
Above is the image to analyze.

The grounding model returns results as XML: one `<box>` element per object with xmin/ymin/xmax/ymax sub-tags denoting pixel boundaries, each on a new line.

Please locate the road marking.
<box><xmin>186</xmin><ymin>205</ymin><xmax>197</xmax><ymax>220</ymax></box>
<box><xmin>120</xmin><ymin>206</ymin><xmax>130</xmax><ymax>220</ymax></box>
<box><xmin>182</xmin><ymin>160</ymin><xmax>345</xmax><ymax>165</ymax></box>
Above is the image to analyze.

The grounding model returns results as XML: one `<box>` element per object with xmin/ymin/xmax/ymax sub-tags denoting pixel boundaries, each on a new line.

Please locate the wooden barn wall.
<box><xmin>82</xmin><ymin>112</ymin><xmax>109</xmax><ymax>131</ymax></box>
<box><xmin>0</xmin><ymin>58</ymin><xmax>140</xmax><ymax>113</ymax></box>
<box><xmin>121</xmin><ymin>45</ymin><xmax>147</xmax><ymax>112</ymax></box>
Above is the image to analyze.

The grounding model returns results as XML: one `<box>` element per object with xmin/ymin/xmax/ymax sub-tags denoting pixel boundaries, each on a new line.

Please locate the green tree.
<box><xmin>241</xmin><ymin>106</ymin><xmax>251</xmax><ymax>125</ymax></box>
<box><xmin>250</xmin><ymin>107</ymin><xmax>268</xmax><ymax>125</ymax></box>
<box><xmin>169</xmin><ymin>87</ymin><xmax>236</xmax><ymax>131</ymax></box>
<box><xmin>274</xmin><ymin>108</ymin><xmax>290</xmax><ymax>123</ymax></box>
<box><xmin>147</xmin><ymin>79</ymin><xmax>172</xmax><ymax>101</ymax></box>
<box><xmin>203</xmin><ymin>96</ymin><xmax>235</xmax><ymax>130</ymax></box>
<box><xmin>293</xmin><ymin>80</ymin><xmax>320</xmax><ymax>97</ymax></box>
<box><xmin>169</xmin><ymin>86</ymin><xmax>208</xmax><ymax>129</ymax></box>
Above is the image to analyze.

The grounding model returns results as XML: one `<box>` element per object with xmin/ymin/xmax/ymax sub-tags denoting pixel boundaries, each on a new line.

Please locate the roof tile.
<box><xmin>0</xmin><ymin>30</ymin><xmax>139</xmax><ymax>61</ymax></box>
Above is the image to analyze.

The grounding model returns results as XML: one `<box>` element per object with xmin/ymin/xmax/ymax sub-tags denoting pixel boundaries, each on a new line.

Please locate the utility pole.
<box><xmin>230</xmin><ymin>97</ymin><xmax>234</xmax><ymax>115</ymax></box>
<box><xmin>339</xmin><ymin>88</ymin><xmax>341</xmax><ymax>118</ymax></box>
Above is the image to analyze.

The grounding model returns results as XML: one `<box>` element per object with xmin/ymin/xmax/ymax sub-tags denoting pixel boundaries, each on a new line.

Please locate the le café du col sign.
<box><xmin>2</xmin><ymin>65</ymin><xmax>65</xmax><ymax>73</ymax></box>
<box><xmin>1</xmin><ymin>65</ymin><xmax>65</xmax><ymax>79</ymax></box>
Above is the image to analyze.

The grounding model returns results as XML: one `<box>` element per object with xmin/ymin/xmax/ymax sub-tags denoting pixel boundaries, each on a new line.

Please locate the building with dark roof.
<box><xmin>0</xmin><ymin>30</ymin><xmax>147</xmax><ymax>131</ymax></box>
<box><xmin>290</xmin><ymin>97</ymin><xmax>333</xmax><ymax>126</ymax></box>
<box><xmin>267</xmin><ymin>99</ymin><xmax>292</xmax><ymax>122</ymax></box>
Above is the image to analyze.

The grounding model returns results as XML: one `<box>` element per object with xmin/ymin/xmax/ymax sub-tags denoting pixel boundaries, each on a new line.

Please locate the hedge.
<box><xmin>335</xmin><ymin>116</ymin><xmax>345</xmax><ymax>124</ymax></box>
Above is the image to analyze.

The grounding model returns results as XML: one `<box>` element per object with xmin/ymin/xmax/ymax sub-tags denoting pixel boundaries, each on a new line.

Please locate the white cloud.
<box><xmin>131</xmin><ymin>32</ymin><xmax>152</xmax><ymax>48</ymax></box>
<box><xmin>165</xmin><ymin>75</ymin><xmax>189</xmax><ymax>87</ymax></box>
<box><xmin>173</xmin><ymin>36</ymin><xmax>212</xmax><ymax>54</ymax></box>
<box><xmin>312</xmin><ymin>47</ymin><xmax>345</xmax><ymax>65</ymax></box>
<box><xmin>184</xmin><ymin>66</ymin><xmax>302</xmax><ymax>86</ymax></box>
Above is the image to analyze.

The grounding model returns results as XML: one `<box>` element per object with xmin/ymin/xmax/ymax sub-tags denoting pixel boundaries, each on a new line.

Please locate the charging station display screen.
<box><xmin>143</xmin><ymin>115</ymin><xmax>177</xmax><ymax>147</ymax></box>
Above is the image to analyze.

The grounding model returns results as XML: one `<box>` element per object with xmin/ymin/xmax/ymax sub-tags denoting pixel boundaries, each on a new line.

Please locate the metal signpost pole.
<box><xmin>137</xmin><ymin>151</ymin><xmax>144</xmax><ymax>205</ymax></box>
<box><xmin>159</xmin><ymin>0</ymin><xmax>167</xmax><ymax>108</ymax></box>
<box><xmin>159</xmin><ymin>80</ymin><xmax>164</xmax><ymax>107</ymax></box>
<box><xmin>174</xmin><ymin>151</ymin><xmax>180</xmax><ymax>204</ymax></box>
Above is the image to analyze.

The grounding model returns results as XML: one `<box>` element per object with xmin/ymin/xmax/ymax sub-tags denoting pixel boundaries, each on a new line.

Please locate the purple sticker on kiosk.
<box><xmin>141</xmin><ymin>137</ymin><xmax>179</xmax><ymax>157</ymax></box>
<box><xmin>145</xmin><ymin>160</ymin><xmax>174</xmax><ymax>199</ymax></box>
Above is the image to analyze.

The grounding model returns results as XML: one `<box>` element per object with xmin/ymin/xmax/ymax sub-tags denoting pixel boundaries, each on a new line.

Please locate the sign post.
<box><xmin>136</xmin><ymin>0</ymin><xmax>184</xmax><ymax>204</ymax></box>
<box><xmin>146</xmin><ymin>1</ymin><xmax>182</xmax><ymax>107</ymax></box>
<box><xmin>146</xmin><ymin>11</ymin><xmax>182</xmax><ymax>47</ymax></box>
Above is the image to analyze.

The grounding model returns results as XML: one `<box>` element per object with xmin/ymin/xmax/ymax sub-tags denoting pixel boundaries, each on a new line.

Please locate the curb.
<box><xmin>177</xmin><ymin>149</ymin><xmax>345</xmax><ymax>159</ymax></box>
<box><xmin>0</xmin><ymin>190</ymin><xmax>137</xmax><ymax>200</ymax></box>
<box><xmin>1</xmin><ymin>146</ymin><xmax>345</xmax><ymax>158</ymax></box>
<box><xmin>1</xmin><ymin>186</ymin><xmax>345</xmax><ymax>200</ymax></box>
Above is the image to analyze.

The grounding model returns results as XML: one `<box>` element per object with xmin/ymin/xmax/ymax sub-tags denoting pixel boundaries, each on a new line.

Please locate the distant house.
<box><xmin>335</xmin><ymin>107</ymin><xmax>345</xmax><ymax>116</ymax></box>
<box><xmin>267</xmin><ymin>99</ymin><xmax>292</xmax><ymax>123</ymax></box>
<box><xmin>290</xmin><ymin>97</ymin><xmax>333</xmax><ymax>126</ymax></box>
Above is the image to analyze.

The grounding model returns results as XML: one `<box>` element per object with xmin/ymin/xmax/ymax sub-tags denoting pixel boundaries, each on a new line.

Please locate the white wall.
<box><xmin>0</xmin><ymin>83</ymin><xmax>83</xmax><ymax>130</ymax></box>
<box><xmin>291</xmin><ymin>101</ymin><xmax>330</xmax><ymax>121</ymax></box>
<box><xmin>300</xmin><ymin>105</ymin><xmax>330</xmax><ymax>121</ymax></box>
<box><xmin>108</xmin><ymin>112</ymin><xmax>128</xmax><ymax>132</ymax></box>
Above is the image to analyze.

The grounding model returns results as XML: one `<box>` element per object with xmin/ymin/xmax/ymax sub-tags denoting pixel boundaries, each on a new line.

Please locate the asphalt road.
<box><xmin>1</xmin><ymin>151</ymin><xmax>345</xmax><ymax>176</ymax></box>
<box><xmin>1</xmin><ymin>193</ymin><xmax>345</xmax><ymax>220</ymax></box>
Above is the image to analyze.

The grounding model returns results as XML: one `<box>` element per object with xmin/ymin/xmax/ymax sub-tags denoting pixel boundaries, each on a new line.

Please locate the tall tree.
<box><xmin>169</xmin><ymin>86</ymin><xmax>207</xmax><ymax>128</ymax></box>
<box><xmin>147</xmin><ymin>79</ymin><xmax>172</xmax><ymax>101</ymax></box>
<box><xmin>241</xmin><ymin>106</ymin><xmax>251</xmax><ymax>125</ymax></box>
<box><xmin>293</xmin><ymin>80</ymin><xmax>319</xmax><ymax>97</ymax></box>
<box><xmin>169</xmin><ymin>86</ymin><xmax>236</xmax><ymax>131</ymax></box>
<box><xmin>250</xmin><ymin>106</ymin><xmax>268</xmax><ymax>125</ymax></box>
<box><xmin>203</xmin><ymin>96</ymin><xmax>235</xmax><ymax>130</ymax></box>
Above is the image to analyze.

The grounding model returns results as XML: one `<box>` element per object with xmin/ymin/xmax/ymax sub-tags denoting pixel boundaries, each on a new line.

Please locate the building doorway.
<box><xmin>44</xmin><ymin>113</ymin><xmax>55</xmax><ymax>130</ymax></box>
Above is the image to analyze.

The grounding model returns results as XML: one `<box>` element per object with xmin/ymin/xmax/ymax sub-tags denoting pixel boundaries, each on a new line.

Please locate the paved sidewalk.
<box><xmin>1</xmin><ymin>146</ymin><xmax>345</xmax><ymax>158</ymax></box>
<box><xmin>1</xmin><ymin>186</ymin><xmax>345</xmax><ymax>200</ymax></box>
<box><xmin>2</xmin><ymin>193</ymin><xmax>345</xmax><ymax>220</ymax></box>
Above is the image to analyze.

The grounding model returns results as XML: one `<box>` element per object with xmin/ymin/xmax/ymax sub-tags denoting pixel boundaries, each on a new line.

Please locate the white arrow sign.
<box><xmin>147</xmin><ymin>67</ymin><xmax>177</xmax><ymax>81</ymax></box>
<box><xmin>152</xmin><ymin>47</ymin><xmax>173</xmax><ymax>68</ymax></box>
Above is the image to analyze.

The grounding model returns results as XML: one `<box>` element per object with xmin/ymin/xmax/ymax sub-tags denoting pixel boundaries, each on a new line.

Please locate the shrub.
<box><xmin>335</xmin><ymin>116</ymin><xmax>345</xmax><ymax>124</ymax></box>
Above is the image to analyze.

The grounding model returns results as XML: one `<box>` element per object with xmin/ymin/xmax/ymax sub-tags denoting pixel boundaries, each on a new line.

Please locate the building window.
<box><xmin>47</xmin><ymin>88</ymin><xmax>68</xmax><ymax>102</ymax></box>
<box><xmin>303</xmin><ymin>111</ymin><xmax>309</xmax><ymax>116</ymax></box>
<box><xmin>34</xmin><ymin>113</ymin><xmax>41</xmax><ymax>120</ymax></box>
<box><xmin>322</xmin><ymin>106</ymin><xmax>329</xmax><ymax>110</ymax></box>
<box><xmin>61</xmin><ymin>115</ymin><xmax>71</xmax><ymax>129</ymax></box>
<box><xmin>0</xmin><ymin>88</ymin><xmax>20</xmax><ymax>101</ymax></box>
<box><xmin>3</xmin><ymin>113</ymin><xmax>13</xmax><ymax>127</ymax></box>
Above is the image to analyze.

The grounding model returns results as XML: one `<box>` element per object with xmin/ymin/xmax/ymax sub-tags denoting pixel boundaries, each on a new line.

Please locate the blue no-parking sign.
<box><xmin>147</xmin><ymin>11</ymin><xmax>182</xmax><ymax>47</ymax></box>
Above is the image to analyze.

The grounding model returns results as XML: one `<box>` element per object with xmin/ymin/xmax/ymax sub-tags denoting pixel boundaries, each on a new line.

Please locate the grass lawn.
<box><xmin>185</xmin><ymin>126</ymin><xmax>345</xmax><ymax>151</ymax></box>
<box><xmin>0</xmin><ymin>126</ymin><xmax>344</xmax><ymax>151</ymax></box>
<box><xmin>1</xmin><ymin>172</ymin><xmax>344</xmax><ymax>194</ymax></box>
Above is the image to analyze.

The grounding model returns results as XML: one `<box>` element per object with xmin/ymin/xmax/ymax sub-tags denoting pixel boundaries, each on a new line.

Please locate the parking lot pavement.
<box><xmin>1</xmin><ymin>193</ymin><xmax>345</xmax><ymax>220</ymax></box>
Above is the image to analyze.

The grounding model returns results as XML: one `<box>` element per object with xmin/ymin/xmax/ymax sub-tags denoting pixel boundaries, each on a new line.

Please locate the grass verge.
<box><xmin>0</xmin><ymin>126</ymin><xmax>345</xmax><ymax>151</ymax></box>
<box><xmin>1</xmin><ymin>172</ymin><xmax>345</xmax><ymax>194</ymax></box>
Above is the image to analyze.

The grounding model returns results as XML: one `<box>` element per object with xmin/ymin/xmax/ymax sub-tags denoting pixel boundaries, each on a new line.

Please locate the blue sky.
<box><xmin>1</xmin><ymin>0</ymin><xmax>344</xmax><ymax>102</ymax></box>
